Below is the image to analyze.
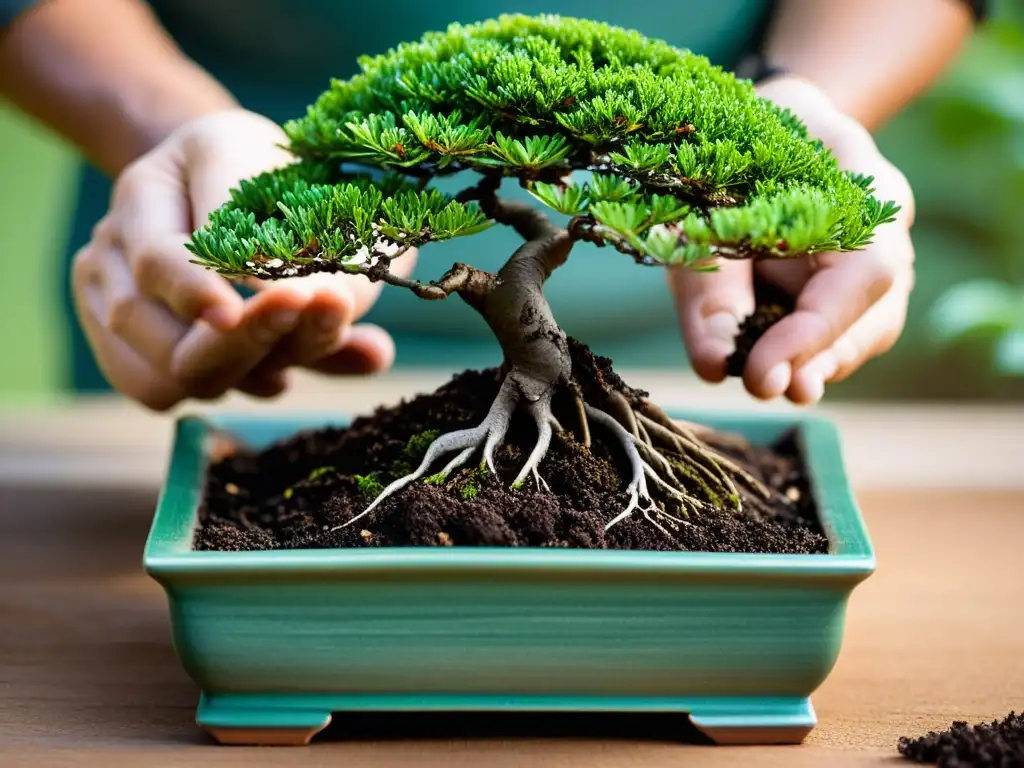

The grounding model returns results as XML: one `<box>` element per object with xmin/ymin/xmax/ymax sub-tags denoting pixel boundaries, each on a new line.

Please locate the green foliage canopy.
<box><xmin>187</xmin><ymin>14</ymin><xmax>899</xmax><ymax>280</ymax></box>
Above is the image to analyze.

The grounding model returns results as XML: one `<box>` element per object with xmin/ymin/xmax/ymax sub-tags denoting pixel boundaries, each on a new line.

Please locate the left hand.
<box><xmin>670</xmin><ymin>75</ymin><xmax>916</xmax><ymax>404</ymax></box>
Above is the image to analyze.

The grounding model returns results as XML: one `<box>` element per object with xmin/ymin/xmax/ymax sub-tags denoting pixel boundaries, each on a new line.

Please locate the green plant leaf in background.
<box><xmin>928</xmin><ymin>278</ymin><xmax>1024</xmax><ymax>376</ymax></box>
<box><xmin>995</xmin><ymin>329</ymin><xmax>1024</xmax><ymax>374</ymax></box>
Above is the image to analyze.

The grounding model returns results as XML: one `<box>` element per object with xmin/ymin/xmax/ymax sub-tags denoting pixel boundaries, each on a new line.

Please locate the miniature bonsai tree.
<box><xmin>187</xmin><ymin>14</ymin><xmax>898</xmax><ymax>534</ymax></box>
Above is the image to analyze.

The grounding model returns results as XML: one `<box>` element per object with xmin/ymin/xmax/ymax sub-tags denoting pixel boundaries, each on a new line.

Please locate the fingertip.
<box><xmin>244</xmin><ymin>284</ymin><xmax>315</xmax><ymax>318</ymax></box>
<box><xmin>786</xmin><ymin>370</ymin><xmax>825</xmax><ymax>405</ymax></box>
<box><xmin>345</xmin><ymin>323</ymin><xmax>396</xmax><ymax>372</ymax></box>
<box><xmin>307</xmin><ymin>287</ymin><xmax>356</xmax><ymax>329</ymax></box>
<box><xmin>788</xmin><ymin>352</ymin><xmax>839</xmax><ymax>404</ymax></box>
<box><xmin>200</xmin><ymin>302</ymin><xmax>243</xmax><ymax>330</ymax></box>
<box><xmin>240</xmin><ymin>369</ymin><xmax>291</xmax><ymax>399</ymax></box>
<box><xmin>688</xmin><ymin>340</ymin><xmax>731</xmax><ymax>383</ymax></box>
<box><xmin>745</xmin><ymin>361</ymin><xmax>791</xmax><ymax>400</ymax></box>
<box><xmin>312</xmin><ymin>324</ymin><xmax>395</xmax><ymax>375</ymax></box>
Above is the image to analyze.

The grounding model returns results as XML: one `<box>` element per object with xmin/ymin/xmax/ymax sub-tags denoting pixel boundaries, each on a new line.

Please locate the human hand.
<box><xmin>670</xmin><ymin>76</ymin><xmax>916</xmax><ymax>404</ymax></box>
<box><xmin>72</xmin><ymin>109</ymin><xmax>412</xmax><ymax>411</ymax></box>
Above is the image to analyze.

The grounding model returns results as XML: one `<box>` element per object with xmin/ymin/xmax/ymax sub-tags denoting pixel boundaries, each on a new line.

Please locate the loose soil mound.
<box><xmin>898</xmin><ymin>712</ymin><xmax>1024</xmax><ymax>767</ymax></box>
<box><xmin>195</xmin><ymin>349</ymin><xmax>827</xmax><ymax>554</ymax></box>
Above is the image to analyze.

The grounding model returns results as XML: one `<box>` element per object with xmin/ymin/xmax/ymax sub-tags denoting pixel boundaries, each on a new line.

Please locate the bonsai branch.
<box><xmin>567</xmin><ymin>216</ymin><xmax>772</xmax><ymax>264</ymax></box>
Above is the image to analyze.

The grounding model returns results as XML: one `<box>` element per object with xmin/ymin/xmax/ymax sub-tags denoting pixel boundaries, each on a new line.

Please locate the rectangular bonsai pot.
<box><xmin>143</xmin><ymin>410</ymin><xmax>875</xmax><ymax>747</ymax></box>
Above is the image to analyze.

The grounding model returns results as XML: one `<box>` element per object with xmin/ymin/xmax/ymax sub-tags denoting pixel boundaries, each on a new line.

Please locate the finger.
<box><xmin>169</xmin><ymin>288</ymin><xmax>310</xmax><ymax>398</ymax></box>
<box><xmin>238</xmin><ymin>322</ymin><xmax>396</xmax><ymax>394</ymax></box>
<box><xmin>117</xmin><ymin>169</ymin><xmax>243</xmax><ymax>329</ymax></box>
<box><xmin>72</xmin><ymin>248</ymin><xmax>185</xmax><ymax>412</ymax></box>
<box><xmin>238</xmin><ymin>369</ymin><xmax>291</xmax><ymax>400</ymax></box>
<box><xmin>99</xmin><ymin>241</ymin><xmax>190</xmax><ymax>372</ymax></box>
<box><xmin>742</xmin><ymin>244</ymin><xmax>896</xmax><ymax>399</ymax></box>
<box><xmin>307</xmin><ymin>324</ymin><xmax>396</xmax><ymax>375</ymax></box>
<box><xmin>668</xmin><ymin>259</ymin><xmax>755</xmax><ymax>382</ymax></box>
<box><xmin>244</xmin><ymin>287</ymin><xmax>358</xmax><ymax>374</ymax></box>
<box><xmin>786</xmin><ymin>271</ymin><xmax>912</xmax><ymax>403</ymax></box>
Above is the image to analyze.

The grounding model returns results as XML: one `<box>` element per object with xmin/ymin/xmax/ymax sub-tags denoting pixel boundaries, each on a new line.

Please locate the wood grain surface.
<box><xmin>1</xmin><ymin>483</ymin><xmax>1021</xmax><ymax>767</ymax></box>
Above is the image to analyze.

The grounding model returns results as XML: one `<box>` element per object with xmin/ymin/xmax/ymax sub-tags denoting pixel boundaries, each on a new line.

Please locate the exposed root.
<box><xmin>511</xmin><ymin>398</ymin><xmax>554</xmax><ymax>489</ymax></box>
<box><xmin>635</xmin><ymin>411</ymin><xmax>770</xmax><ymax>503</ymax></box>
<box><xmin>643</xmin><ymin>461</ymin><xmax>703</xmax><ymax>514</ymax></box>
<box><xmin>338</xmin><ymin>373</ymin><xmax>563</xmax><ymax>528</ymax></box>
<box><xmin>583</xmin><ymin>404</ymin><xmax>660</xmax><ymax>531</ymax></box>
<box><xmin>638</xmin><ymin>401</ymin><xmax>714</xmax><ymax>440</ymax></box>
<box><xmin>532</xmin><ymin>467</ymin><xmax>551</xmax><ymax>493</ymax></box>
<box><xmin>440</xmin><ymin>446</ymin><xmax>476</xmax><ymax>478</ymax></box>
<box><xmin>333</xmin><ymin>350</ymin><xmax>776</xmax><ymax>541</ymax></box>
<box><xmin>333</xmin><ymin>377</ymin><xmax>523</xmax><ymax>531</ymax></box>
<box><xmin>572</xmin><ymin>393</ymin><xmax>591</xmax><ymax>448</ymax></box>
<box><xmin>606</xmin><ymin>389</ymin><xmax>640</xmax><ymax>439</ymax></box>
<box><xmin>643</xmin><ymin>508</ymin><xmax>676</xmax><ymax>541</ymax></box>
<box><xmin>636</xmin><ymin>417</ymin><xmax>653</xmax><ymax>447</ymax></box>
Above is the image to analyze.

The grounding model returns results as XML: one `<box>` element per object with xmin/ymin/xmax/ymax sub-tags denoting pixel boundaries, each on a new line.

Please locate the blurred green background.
<box><xmin>1</xmin><ymin>1</ymin><xmax>1022</xmax><ymax>403</ymax></box>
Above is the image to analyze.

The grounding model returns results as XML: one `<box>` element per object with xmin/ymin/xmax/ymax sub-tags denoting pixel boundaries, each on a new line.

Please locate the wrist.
<box><xmin>0</xmin><ymin>0</ymin><xmax>239</xmax><ymax>176</ymax></box>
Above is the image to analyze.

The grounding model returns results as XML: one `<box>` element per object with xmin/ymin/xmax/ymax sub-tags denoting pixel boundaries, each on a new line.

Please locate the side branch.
<box><xmin>459</xmin><ymin>173</ymin><xmax>563</xmax><ymax>243</ymax></box>
<box><xmin>567</xmin><ymin>216</ymin><xmax>773</xmax><ymax>263</ymax></box>
<box><xmin>347</xmin><ymin>248</ymin><xmax>496</xmax><ymax>301</ymax></box>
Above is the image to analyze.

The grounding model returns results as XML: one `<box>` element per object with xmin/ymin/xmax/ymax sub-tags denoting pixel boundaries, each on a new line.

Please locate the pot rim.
<box><xmin>143</xmin><ymin>411</ymin><xmax>875</xmax><ymax>582</ymax></box>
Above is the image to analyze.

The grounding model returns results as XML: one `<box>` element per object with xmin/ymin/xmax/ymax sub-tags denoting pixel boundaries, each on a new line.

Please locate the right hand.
<box><xmin>72</xmin><ymin>108</ymin><xmax>414</xmax><ymax>411</ymax></box>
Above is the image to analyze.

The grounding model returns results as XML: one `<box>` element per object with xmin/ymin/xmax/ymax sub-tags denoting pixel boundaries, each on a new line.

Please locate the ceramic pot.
<box><xmin>144</xmin><ymin>411</ymin><xmax>874</xmax><ymax>746</ymax></box>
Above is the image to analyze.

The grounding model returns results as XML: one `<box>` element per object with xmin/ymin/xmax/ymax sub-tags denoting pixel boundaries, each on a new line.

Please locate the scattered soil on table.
<box><xmin>898</xmin><ymin>711</ymin><xmax>1024</xmax><ymax>767</ymax></box>
<box><xmin>195</xmin><ymin>345</ymin><xmax>827</xmax><ymax>554</ymax></box>
<box><xmin>726</xmin><ymin>278</ymin><xmax>796</xmax><ymax>378</ymax></box>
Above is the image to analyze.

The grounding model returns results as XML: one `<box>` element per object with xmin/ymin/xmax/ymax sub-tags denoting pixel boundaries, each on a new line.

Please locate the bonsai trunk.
<box><xmin>341</xmin><ymin>192</ymin><xmax>776</xmax><ymax>536</ymax></box>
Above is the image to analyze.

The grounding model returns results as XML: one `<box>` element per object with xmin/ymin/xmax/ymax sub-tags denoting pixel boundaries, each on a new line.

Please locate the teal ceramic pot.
<box><xmin>144</xmin><ymin>411</ymin><xmax>875</xmax><ymax>747</ymax></box>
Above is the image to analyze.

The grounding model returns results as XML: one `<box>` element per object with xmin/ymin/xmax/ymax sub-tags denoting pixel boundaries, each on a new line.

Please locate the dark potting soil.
<box><xmin>898</xmin><ymin>712</ymin><xmax>1024</xmax><ymax>768</ymax></box>
<box><xmin>194</xmin><ymin>348</ymin><xmax>827</xmax><ymax>554</ymax></box>
<box><xmin>726</xmin><ymin>278</ymin><xmax>796</xmax><ymax>378</ymax></box>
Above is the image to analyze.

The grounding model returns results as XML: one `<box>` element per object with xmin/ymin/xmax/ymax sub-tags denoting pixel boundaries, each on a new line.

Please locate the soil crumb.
<box><xmin>195</xmin><ymin>346</ymin><xmax>827</xmax><ymax>555</ymax></box>
<box><xmin>726</xmin><ymin>278</ymin><xmax>796</xmax><ymax>378</ymax></box>
<box><xmin>898</xmin><ymin>711</ymin><xmax>1024</xmax><ymax>767</ymax></box>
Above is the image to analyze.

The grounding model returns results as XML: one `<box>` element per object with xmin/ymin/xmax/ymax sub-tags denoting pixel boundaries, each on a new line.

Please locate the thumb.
<box><xmin>668</xmin><ymin>259</ymin><xmax>755</xmax><ymax>382</ymax></box>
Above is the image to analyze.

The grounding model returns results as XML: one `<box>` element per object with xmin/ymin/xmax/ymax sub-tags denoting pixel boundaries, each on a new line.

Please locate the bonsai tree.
<box><xmin>186</xmin><ymin>14</ymin><xmax>898</xmax><ymax>533</ymax></box>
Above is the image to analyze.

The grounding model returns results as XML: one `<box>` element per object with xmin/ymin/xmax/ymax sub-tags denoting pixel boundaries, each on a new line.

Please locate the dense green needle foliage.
<box><xmin>187</xmin><ymin>14</ymin><xmax>899</xmax><ymax>280</ymax></box>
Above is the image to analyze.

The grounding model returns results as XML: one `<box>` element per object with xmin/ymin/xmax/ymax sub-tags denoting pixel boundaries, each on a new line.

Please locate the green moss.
<box><xmin>459</xmin><ymin>480</ymin><xmax>480</xmax><ymax>500</ymax></box>
<box><xmin>404</xmin><ymin>429</ymin><xmax>441</xmax><ymax>460</ymax></box>
<box><xmin>386</xmin><ymin>429</ymin><xmax>445</xmax><ymax>478</ymax></box>
<box><xmin>424</xmin><ymin>472</ymin><xmax>447</xmax><ymax>485</ymax></box>
<box><xmin>670</xmin><ymin>458</ymin><xmax>724</xmax><ymax>508</ymax></box>
<box><xmin>354</xmin><ymin>473</ymin><xmax>385</xmax><ymax>500</ymax></box>
<box><xmin>307</xmin><ymin>465</ymin><xmax>335</xmax><ymax>481</ymax></box>
<box><xmin>187</xmin><ymin>14</ymin><xmax>898</xmax><ymax>280</ymax></box>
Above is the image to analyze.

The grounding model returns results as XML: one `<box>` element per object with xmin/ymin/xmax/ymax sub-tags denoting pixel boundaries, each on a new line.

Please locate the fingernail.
<box><xmin>763</xmin><ymin>362</ymin><xmax>792</xmax><ymax>396</ymax></box>
<box><xmin>704</xmin><ymin>311</ymin><xmax>741</xmax><ymax>344</ymax></box>
<box><xmin>803</xmin><ymin>374</ymin><xmax>825</xmax><ymax>403</ymax></box>
<box><xmin>265</xmin><ymin>309</ymin><xmax>300</xmax><ymax>334</ymax></box>
<box><xmin>316</xmin><ymin>310</ymin><xmax>343</xmax><ymax>333</ymax></box>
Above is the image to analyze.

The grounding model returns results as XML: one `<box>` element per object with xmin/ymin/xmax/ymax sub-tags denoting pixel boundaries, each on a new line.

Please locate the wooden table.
<box><xmin>2</xmin><ymin>373</ymin><xmax>1022</xmax><ymax>766</ymax></box>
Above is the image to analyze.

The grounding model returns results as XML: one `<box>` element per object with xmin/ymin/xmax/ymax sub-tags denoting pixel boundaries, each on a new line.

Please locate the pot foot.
<box><xmin>688</xmin><ymin>697</ymin><xmax>816</xmax><ymax>745</ymax></box>
<box><xmin>197</xmin><ymin>692</ymin><xmax>332</xmax><ymax>746</ymax></box>
<box><xmin>206</xmin><ymin>725</ymin><xmax>328</xmax><ymax>746</ymax></box>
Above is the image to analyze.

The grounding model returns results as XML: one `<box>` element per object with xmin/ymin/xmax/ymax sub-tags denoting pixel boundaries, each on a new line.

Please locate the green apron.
<box><xmin>48</xmin><ymin>0</ymin><xmax>776</xmax><ymax>390</ymax></box>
